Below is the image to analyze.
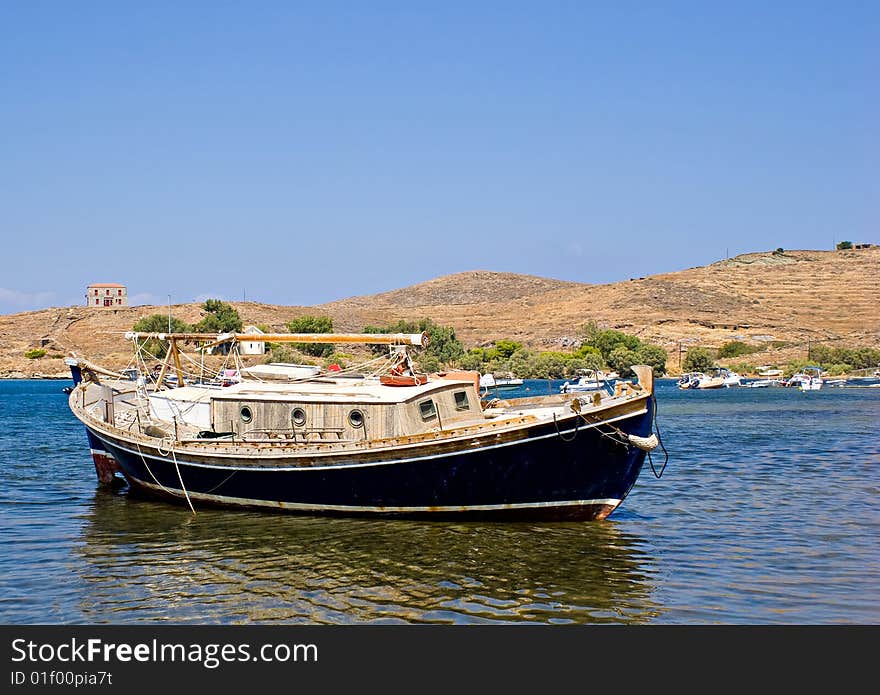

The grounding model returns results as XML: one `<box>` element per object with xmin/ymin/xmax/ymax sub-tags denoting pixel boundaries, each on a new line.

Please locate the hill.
<box><xmin>1</xmin><ymin>248</ymin><xmax>878</xmax><ymax>377</ymax></box>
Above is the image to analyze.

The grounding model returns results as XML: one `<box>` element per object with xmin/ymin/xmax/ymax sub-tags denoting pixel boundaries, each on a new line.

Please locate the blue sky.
<box><xmin>1</xmin><ymin>2</ymin><xmax>876</xmax><ymax>314</ymax></box>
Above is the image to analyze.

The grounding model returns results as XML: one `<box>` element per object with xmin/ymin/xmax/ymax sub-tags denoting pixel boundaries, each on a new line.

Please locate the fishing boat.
<box><xmin>560</xmin><ymin>370</ymin><xmax>619</xmax><ymax>393</ymax></box>
<box><xmin>64</xmin><ymin>331</ymin><xmax>664</xmax><ymax>521</ymax></box>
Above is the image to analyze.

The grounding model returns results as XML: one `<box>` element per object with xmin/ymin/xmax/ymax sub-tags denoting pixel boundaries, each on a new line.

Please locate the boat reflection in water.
<box><xmin>75</xmin><ymin>488</ymin><xmax>664</xmax><ymax>624</ymax></box>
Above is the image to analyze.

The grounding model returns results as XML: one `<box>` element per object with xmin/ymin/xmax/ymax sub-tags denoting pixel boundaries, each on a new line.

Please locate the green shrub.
<box><xmin>683</xmin><ymin>347</ymin><xmax>715</xmax><ymax>372</ymax></box>
<box><xmin>836</xmin><ymin>241</ymin><xmax>853</xmax><ymax>250</ymax></box>
<box><xmin>717</xmin><ymin>341</ymin><xmax>762</xmax><ymax>358</ymax></box>
<box><xmin>194</xmin><ymin>299</ymin><xmax>243</xmax><ymax>333</ymax></box>
<box><xmin>363</xmin><ymin>318</ymin><xmax>465</xmax><ymax>365</ymax></box>
<box><xmin>287</xmin><ymin>315</ymin><xmax>334</xmax><ymax>357</ymax></box>
<box><xmin>132</xmin><ymin>314</ymin><xmax>193</xmax><ymax>358</ymax></box>
<box><xmin>727</xmin><ymin>362</ymin><xmax>757</xmax><ymax>375</ymax></box>
<box><xmin>24</xmin><ymin>348</ymin><xmax>46</xmax><ymax>359</ymax></box>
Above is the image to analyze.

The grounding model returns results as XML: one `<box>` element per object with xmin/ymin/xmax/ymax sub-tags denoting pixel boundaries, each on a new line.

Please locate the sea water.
<box><xmin>0</xmin><ymin>378</ymin><xmax>877</xmax><ymax>624</ymax></box>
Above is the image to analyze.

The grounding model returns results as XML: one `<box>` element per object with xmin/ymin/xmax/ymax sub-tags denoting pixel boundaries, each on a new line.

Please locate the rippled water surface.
<box><xmin>1</xmin><ymin>379</ymin><xmax>877</xmax><ymax>624</ymax></box>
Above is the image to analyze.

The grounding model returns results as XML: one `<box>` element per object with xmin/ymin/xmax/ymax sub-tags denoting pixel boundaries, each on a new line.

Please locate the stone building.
<box><xmin>87</xmin><ymin>283</ymin><xmax>127</xmax><ymax>308</ymax></box>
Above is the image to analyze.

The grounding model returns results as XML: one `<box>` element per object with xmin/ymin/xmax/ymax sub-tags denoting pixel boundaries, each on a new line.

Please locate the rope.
<box><xmin>134</xmin><ymin>437</ymin><xmax>178</xmax><ymax>498</ymax></box>
<box><xmin>170</xmin><ymin>443</ymin><xmax>196</xmax><ymax>515</ymax></box>
<box><xmin>646</xmin><ymin>393</ymin><xmax>670</xmax><ymax>478</ymax></box>
<box><xmin>552</xmin><ymin>412</ymin><xmax>580</xmax><ymax>442</ymax></box>
<box><xmin>149</xmin><ymin>434</ymin><xmax>196</xmax><ymax>514</ymax></box>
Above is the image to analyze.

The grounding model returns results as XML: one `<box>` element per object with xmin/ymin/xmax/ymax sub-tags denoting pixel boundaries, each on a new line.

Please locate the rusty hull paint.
<box><xmin>91</xmin><ymin>451</ymin><xmax>122</xmax><ymax>484</ymax></box>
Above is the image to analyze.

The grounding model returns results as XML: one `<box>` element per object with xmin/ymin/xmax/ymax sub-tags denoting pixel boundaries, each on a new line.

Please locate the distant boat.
<box><xmin>717</xmin><ymin>368</ymin><xmax>744</xmax><ymax>387</ymax></box>
<box><xmin>743</xmin><ymin>378</ymin><xmax>784</xmax><ymax>388</ymax></box>
<box><xmin>677</xmin><ymin>372</ymin><xmax>701</xmax><ymax>389</ymax></box>
<box><xmin>787</xmin><ymin>366</ymin><xmax>823</xmax><ymax>391</ymax></box>
<box><xmin>678</xmin><ymin>370</ymin><xmax>725</xmax><ymax>389</ymax></box>
<box><xmin>846</xmin><ymin>368</ymin><xmax>880</xmax><ymax>384</ymax></box>
<box><xmin>757</xmin><ymin>366</ymin><xmax>784</xmax><ymax>379</ymax></box>
<box><xmin>560</xmin><ymin>370</ymin><xmax>619</xmax><ymax>393</ymax></box>
<box><xmin>479</xmin><ymin>374</ymin><xmax>523</xmax><ymax>391</ymax></box>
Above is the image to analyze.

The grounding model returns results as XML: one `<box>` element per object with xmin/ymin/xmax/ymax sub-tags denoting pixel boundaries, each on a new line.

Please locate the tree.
<box><xmin>573</xmin><ymin>344</ymin><xmax>603</xmax><ymax>361</ymax></box>
<box><xmin>836</xmin><ymin>241</ymin><xmax>853</xmax><ymax>250</ymax></box>
<box><xmin>194</xmin><ymin>299</ymin><xmax>243</xmax><ymax>333</ymax></box>
<box><xmin>132</xmin><ymin>314</ymin><xmax>193</xmax><ymax>357</ymax></box>
<box><xmin>286</xmin><ymin>315</ymin><xmax>334</xmax><ymax>357</ymax></box>
<box><xmin>363</xmin><ymin>318</ymin><xmax>464</xmax><ymax>366</ymax></box>
<box><xmin>577</xmin><ymin>322</ymin><xmax>640</xmax><ymax>361</ymax></box>
<box><xmin>607</xmin><ymin>346</ymin><xmax>641</xmax><ymax>377</ymax></box>
<box><xmin>636</xmin><ymin>344</ymin><xmax>668</xmax><ymax>376</ymax></box>
<box><xmin>571</xmin><ymin>351</ymin><xmax>605</xmax><ymax>373</ymax></box>
<box><xmin>492</xmin><ymin>340</ymin><xmax>523</xmax><ymax>359</ymax></box>
<box><xmin>683</xmin><ymin>347</ymin><xmax>715</xmax><ymax>373</ymax></box>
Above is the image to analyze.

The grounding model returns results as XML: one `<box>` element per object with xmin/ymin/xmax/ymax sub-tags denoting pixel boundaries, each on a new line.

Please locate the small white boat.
<box><xmin>680</xmin><ymin>369</ymin><xmax>726</xmax><ymax>389</ymax></box>
<box><xmin>718</xmin><ymin>368</ymin><xmax>744</xmax><ymax>387</ymax></box>
<box><xmin>560</xmin><ymin>370</ymin><xmax>619</xmax><ymax>393</ymax></box>
<box><xmin>479</xmin><ymin>374</ymin><xmax>523</xmax><ymax>390</ymax></box>
<box><xmin>743</xmin><ymin>378</ymin><xmax>783</xmax><ymax>388</ymax></box>
<box><xmin>788</xmin><ymin>366</ymin><xmax>823</xmax><ymax>391</ymax></box>
<box><xmin>678</xmin><ymin>372</ymin><xmax>701</xmax><ymax>389</ymax></box>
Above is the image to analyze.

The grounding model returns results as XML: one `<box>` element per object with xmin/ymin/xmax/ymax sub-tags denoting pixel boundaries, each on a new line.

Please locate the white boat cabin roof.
<box><xmin>153</xmin><ymin>377</ymin><xmax>476</xmax><ymax>406</ymax></box>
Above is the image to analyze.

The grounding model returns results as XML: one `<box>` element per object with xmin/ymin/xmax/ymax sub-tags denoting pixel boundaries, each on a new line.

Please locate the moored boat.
<box><xmin>65</xmin><ymin>332</ymin><xmax>665</xmax><ymax>521</ymax></box>
<box><xmin>787</xmin><ymin>366</ymin><xmax>823</xmax><ymax>391</ymax></box>
<box><xmin>478</xmin><ymin>373</ymin><xmax>524</xmax><ymax>391</ymax></box>
<box><xmin>678</xmin><ymin>370</ymin><xmax>725</xmax><ymax>389</ymax></box>
<box><xmin>560</xmin><ymin>370</ymin><xmax>619</xmax><ymax>393</ymax></box>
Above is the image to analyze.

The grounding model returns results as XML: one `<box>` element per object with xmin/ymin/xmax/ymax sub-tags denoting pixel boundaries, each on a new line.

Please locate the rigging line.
<box><xmin>202</xmin><ymin>470</ymin><xmax>238</xmax><ymax>495</ymax></box>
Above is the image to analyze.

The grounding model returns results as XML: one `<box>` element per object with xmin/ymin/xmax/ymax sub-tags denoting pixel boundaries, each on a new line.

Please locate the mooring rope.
<box><xmin>170</xmin><ymin>443</ymin><xmax>196</xmax><ymax>515</ymax></box>
<box><xmin>646</xmin><ymin>393</ymin><xmax>670</xmax><ymax>478</ymax></box>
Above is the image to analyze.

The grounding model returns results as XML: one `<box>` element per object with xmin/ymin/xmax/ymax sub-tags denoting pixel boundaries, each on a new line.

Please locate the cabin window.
<box><xmin>454</xmin><ymin>391</ymin><xmax>470</xmax><ymax>411</ymax></box>
<box><xmin>240</xmin><ymin>406</ymin><xmax>253</xmax><ymax>423</ymax></box>
<box><xmin>419</xmin><ymin>399</ymin><xmax>437</xmax><ymax>421</ymax></box>
<box><xmin>348</xmin><ymin>409</ymin><xmax>365</xmax><ymax>428</ymax></box>
<box><xmin>291</xmin><ymin>407</ymin><xmax>307</xmax><ymax>426</ymax></box>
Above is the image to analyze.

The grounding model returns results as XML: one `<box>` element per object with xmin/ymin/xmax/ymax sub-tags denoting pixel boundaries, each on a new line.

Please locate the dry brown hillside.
<box><xmin>2</xmin><ymin>248</ymin><xmax>878</xmax><ymax>377</ymax></box>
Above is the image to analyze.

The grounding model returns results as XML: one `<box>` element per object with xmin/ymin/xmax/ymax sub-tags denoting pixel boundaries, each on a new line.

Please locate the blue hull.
<box><xmin>86</xmin><ymin>398</ymin><xmax>654</xmax><ymax>520</ymax></box>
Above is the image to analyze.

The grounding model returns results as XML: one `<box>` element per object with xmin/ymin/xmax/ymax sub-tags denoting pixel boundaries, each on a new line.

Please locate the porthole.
<box><xmin>348</xmin><ymin>409</ymin><xmax>365</xmax><ymax>428</ymax></box>
<box><xmin>291</xmin><ymin>407</ymin><xmax>307</xmax><ymax>426</ymax></box>
<box><xmin>240</xmin><ymin>406</ymin><xmax>253</xmax><ymax>423</ymax></box>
